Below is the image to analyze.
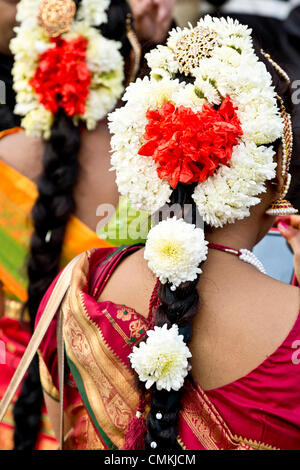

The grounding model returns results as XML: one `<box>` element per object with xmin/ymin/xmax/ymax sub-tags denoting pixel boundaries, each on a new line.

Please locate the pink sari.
<box><xmin>36</xmin><ymin>246</ymin><xmax>297</xmax><ymax>450</ymax></box>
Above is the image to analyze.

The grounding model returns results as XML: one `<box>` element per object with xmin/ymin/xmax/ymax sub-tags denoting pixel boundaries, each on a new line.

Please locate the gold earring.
<box><xmin>126</xmin><ymin>13</ymin><xmax>142</xmax><ymax>85</ymax></box>
<box><xmin>266</xmin><ymin>95</ymin><xmax>298</xmax><ymax>216</ymax></box>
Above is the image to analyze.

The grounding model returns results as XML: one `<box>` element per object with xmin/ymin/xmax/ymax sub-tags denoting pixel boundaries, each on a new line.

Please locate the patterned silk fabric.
<box><xmin>37</xmin><ymin>247</ymin><xmax>257</xmax><ymax>450</ymax></box>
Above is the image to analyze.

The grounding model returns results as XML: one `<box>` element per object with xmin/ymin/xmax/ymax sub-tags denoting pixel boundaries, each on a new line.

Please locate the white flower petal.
<box><xmin>129</xmin><ymin>324</ymin><xmax>192</xmax><ymax>392</ymax></box>
<box><xmin>144</xmin><ymin>217</ymin><xmax>208</xmax><ymax>288</ymax></box>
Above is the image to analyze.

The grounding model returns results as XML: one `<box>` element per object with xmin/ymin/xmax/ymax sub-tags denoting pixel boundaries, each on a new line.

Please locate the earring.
<box><xmin>126</xmin><ymin>13</ymin><xmax>142</xmax><ymax>85</ymax></box>
<box><xmin>265</xmin><ymin>95</ymin><xmax>298</xmax><ymax>216</ymax></box>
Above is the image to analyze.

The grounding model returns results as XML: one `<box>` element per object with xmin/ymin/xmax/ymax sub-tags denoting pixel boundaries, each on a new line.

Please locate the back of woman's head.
<box><xmin>12</xmin><ymin>0</ymin><xmax>132</xmax><ymax>450</ymax></box>
<box><xmin>109</xmin><ymin>16</ymin><xmax>296</xmax><ymax>450</ymax></box>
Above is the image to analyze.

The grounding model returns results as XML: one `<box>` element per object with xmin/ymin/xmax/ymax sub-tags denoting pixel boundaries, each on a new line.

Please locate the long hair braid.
<box><xmin>13</xmin><ymin>0</ymin><xmax>132</xmax><ymax>450</ymax></box>
<box><xmin>13</xmin><ymin>109</ymin><xmax>81</xmax><ymax>450</ymax></box>
<box><xmin>144</xmin><ymin>183</ymin><xmax>203</xmax><ymax>450</ymax></box>
<box><xmin>27</xmin><ymin>108</ymin><xmax>80</xmax><ymax>328</ymax></box>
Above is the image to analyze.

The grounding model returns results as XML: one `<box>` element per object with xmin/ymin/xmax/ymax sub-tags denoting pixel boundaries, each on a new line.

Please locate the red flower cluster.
<box><xmin>30</xmin><ymin>36</ymin><xmax>91</xmax><ymax>117</ymax></box>
<box><xmin>138</xmin><ymin>97</ymin><xmax>243</xmax><ymax>188</ymax></box>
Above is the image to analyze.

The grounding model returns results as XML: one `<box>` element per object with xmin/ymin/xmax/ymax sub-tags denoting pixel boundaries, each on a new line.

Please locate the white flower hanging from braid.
<box><xmin>144</xmin><ymin>217</ymin><xmax>208</xmax><ymax>291</ymax></box>
<box><xmin>129</xmin><ymin>324</ymin><xmax>192</xmax><ymax>392</ymax></box>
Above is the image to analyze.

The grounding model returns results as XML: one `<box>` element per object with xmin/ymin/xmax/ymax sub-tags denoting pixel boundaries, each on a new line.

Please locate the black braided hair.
<box><xmin>143</xmin><ymin>183</ymin><xmax>202</xmax><ymax>450</ymax></box>
<box><xmin>13</xmin><ymin>0</ymin><xmax>131</xmax><ymax>450</ymax></box>
<box><xmin>142</xmin><ymin>44</ymin><xmax>295</xmax><ymax>451</ymax></box>
<box><xmin>0</xmin><ymin>52</ymin><xmax>20</xmax><ymax>131</ymax></box>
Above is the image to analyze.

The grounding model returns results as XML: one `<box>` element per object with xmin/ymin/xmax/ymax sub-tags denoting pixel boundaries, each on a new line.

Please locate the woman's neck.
<box><xmin>205</xmin><ymin>193</ymin><xmax>275</xmax><ymax>252</ymax></box>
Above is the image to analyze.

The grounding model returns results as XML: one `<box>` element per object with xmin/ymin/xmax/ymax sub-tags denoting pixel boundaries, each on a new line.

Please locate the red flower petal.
<box><xmin>30</xmin><ymin>36</ymin><xmax>91</xmax><ymax>117</ymax></box>
<box><xmin>138</xmin><ymin>98</ymin><xmax>243</xmax><ymax>188</ymax></box>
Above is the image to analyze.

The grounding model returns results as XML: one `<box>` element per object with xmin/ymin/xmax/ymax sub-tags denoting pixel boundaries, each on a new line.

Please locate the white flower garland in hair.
<box><xmin>10</xmin><ymin>0</ymin><xmax>124</xmax><ymax>138</ymax></box>
<box><xmin>129</xmin><ymin>324</ymin><xmax>192</xmax><ymax>392</ymax></box>
<box><xmin>109</xmin><ymin>16</ymin><xmax>283</xmax><ymax>227</ymax></box>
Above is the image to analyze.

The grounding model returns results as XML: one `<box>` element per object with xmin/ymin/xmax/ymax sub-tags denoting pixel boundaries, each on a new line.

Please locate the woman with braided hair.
<box><xmin>33</xmin><ymin>17</ymin><xmax>300</xmax><ymax>450</ymax></box>
<box><xmin>0</xmin><ymin>0</ymin><xmax>175</xmax><ymax>451</ymax></box>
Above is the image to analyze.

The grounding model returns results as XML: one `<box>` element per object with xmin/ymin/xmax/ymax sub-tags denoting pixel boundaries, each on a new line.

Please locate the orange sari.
<box><xmin>0</xmin><ymin>130</ymin><xmax>112</xmax><ymax>450</ymax></box>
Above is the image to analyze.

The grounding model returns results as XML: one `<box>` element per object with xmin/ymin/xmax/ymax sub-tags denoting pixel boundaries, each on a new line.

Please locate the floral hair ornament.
<box><xmin>129</xmin><ymin>324</ymin><xmax>192</xmax><ymax>391</ymax></box>
<box><xmin>109</xmin><ymin>16</ymin><xmax>284</xmax><ymax>227</ymax></box>
<box><xmin>144</xmin><ymin>217</ymin><xmax>208</xmax><ymax>291</ymax></box>
<box><xmin>38</xmin><ymin>0</ymin><xmax>76</xmax><ymax>37</ymax></box>
<box><xmin>11</xmin><ymin>0</ymin><xmax>124</xmax><ymax>138</ymax></box>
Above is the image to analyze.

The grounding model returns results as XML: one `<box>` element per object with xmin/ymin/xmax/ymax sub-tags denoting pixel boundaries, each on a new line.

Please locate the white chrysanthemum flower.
<box><xmin>129</xmin><ymin>324</ymin><xmax>192</xmax><ymax>391</ymax></box>
<box><xmin>193</xmin><ymin>142</ymin><xmax>277</xmax><ymax>227</ymax></box>
<box><xmin>144</xmin><ymin>218</ymin><xmax>208</xmax><ymax>290</ymax></box>
<box><xmin>213</xmin><ymin>45</ymin><xmax>244</xmax><ymax>67</ymax></box>
<box><xmin>122</xmin><ymin>76</ymin><xmax>184</xmax><ymax>109</ymax></box>
<box><xmin>22</xmin><ymin>106</ymin><xmax>53</xmax><ymax>139</ymax></box>
<box><xmin>198</xmin><ymin>15</ymin><xmax>252</xmax><ymax>41</ymax></box>
<box><xmin>77</xmin><ymin>0</ymin><xmax>110</xmax><ymax>26</ymax></box>
<box><xmin>172</xmin><ymin>83</ymin><xmax>205</xmax><ymax>111</ymax></box>
<box><xmin>192</xmin><ymin>58</ymin><xmax>231</xmax><ymax>97</ymax></box>
<box><xmin>167</xmin><ymin>25</ymin><xmax>193</xmax><ymax>50</ymax></box>
<box><xmin>194</xmin><ymin>76</ymin><xmax>221</xmax><ymax>105</ymax></box>
<box><xmin>15</xmin><ymin>0</ymin><xmax>40</xmax><ymax>23</ymax></box>
<box><xmin>10</xmin><ymin>25</ymin><xmax>48</xmax><ymax>66</ymax></box>
<box><xmin>236</xmin><ymin>96</ymin><xmax>283</xmax><ymax>145</ymax></box>
<box><xmin>150</xmin><ymin>68</ymin><xmax>173</xmax><ymax>81</ymax></box>
<box><xmin>146</xmin><ymin>46</ymin><xmax>179</xmax><ymax>76</ymax></box>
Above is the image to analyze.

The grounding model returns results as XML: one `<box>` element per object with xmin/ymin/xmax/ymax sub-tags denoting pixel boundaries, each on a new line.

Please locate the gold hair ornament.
<box><xmin>125</xmin><ymin>13</ymin><xmax>142</xmax><ymax>85</ymax></box>
<box><xmin>266</xmin><ymin>94</ymin><xmax>298</xmax><ymax>215</ymax></box>
<box><xmin>38</xmin><ymin>0</ymin><xmax>76</xmax><ymax>37</ymax></box>
<box><xmin>174</xmin><ymin>26</ymin><xmax>219</xmax><ymax>76</ymax></box>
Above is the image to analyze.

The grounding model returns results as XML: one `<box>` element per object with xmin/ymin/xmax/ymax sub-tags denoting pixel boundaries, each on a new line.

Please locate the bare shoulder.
<box><xmin>98</xmin><ymin>247</ymin><xmax>156</xmax><ymax>318</ymax></box>
<box><xmin>263</xmin><ymin>274</ymin><xmax>300</xmax><ymax>313</ymax></box>
<box><xmin>0</xmin><ymin>131</ymin><xmax>43</xmax><ymax>181</ymax></box>
<box><xmin>191</xmin><ymin>271</ymin><xmax>300</xmax><ymax>390</ymax></box>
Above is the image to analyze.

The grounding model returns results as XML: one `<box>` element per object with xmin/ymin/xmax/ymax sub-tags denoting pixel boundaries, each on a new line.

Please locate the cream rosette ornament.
<box><xmin>10</xmin><ymin>0</ymin><xmax>124</xmax><ymax>138</ymax></box>
<box><xmin>109</xmin><ymin>16</ymin><xmax>284</xmax><ymax>228</ymax></box>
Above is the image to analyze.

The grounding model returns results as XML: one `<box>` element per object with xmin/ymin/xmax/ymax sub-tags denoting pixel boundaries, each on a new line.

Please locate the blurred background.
<box><xmin>175</xmin><ymin>0</ymin><xmax>200</xmax><ymax>25</ymax></box>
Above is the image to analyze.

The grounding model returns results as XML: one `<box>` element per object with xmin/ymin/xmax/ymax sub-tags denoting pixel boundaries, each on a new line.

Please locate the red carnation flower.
<box><xmin>138</xmin><ymin>97</ymin><xmax>243</xmax><ymax>188</ymax></box>
<box><xmin>30</xmin><ymin>36</ymin><xmax>91</xmax><ymax>117</ymax></box>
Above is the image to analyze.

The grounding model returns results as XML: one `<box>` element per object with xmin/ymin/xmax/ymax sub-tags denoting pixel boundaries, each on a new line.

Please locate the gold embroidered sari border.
<box><xmin>233</xmin><ymin>435</ymin><xmax>279</xmax><ymax>450</ymax></box>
